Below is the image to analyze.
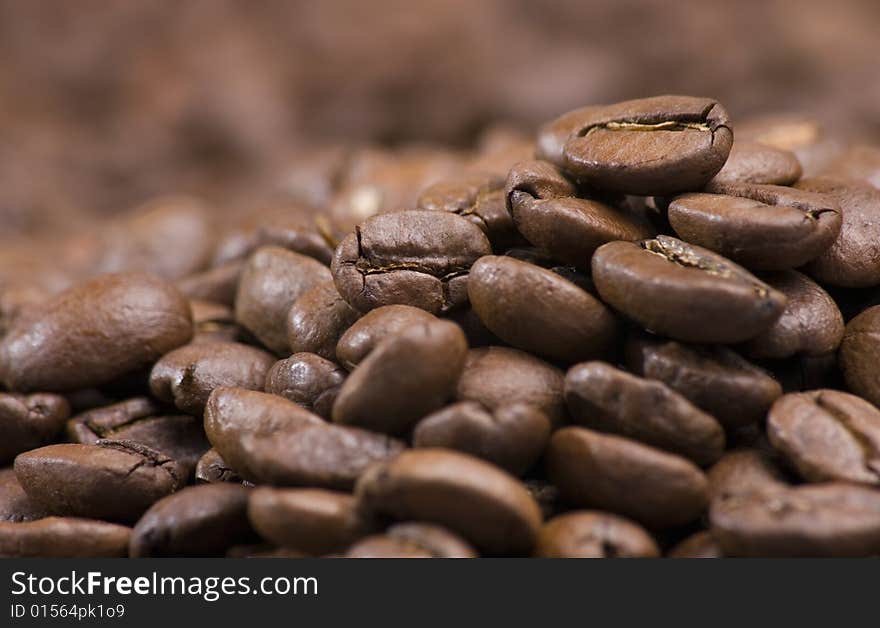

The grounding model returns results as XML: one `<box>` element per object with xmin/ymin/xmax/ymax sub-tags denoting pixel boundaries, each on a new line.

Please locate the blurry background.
<box><xmin>1</xmin><ymin>0</ymin><xmax>879</xmax><ymax>239</ymax></box>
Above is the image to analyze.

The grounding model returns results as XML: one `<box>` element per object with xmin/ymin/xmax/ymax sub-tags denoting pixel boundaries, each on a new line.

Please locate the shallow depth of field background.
<box><xmin>1</xmin><ymin>0</ymin><xmax>878</xmax><ymax>239</ymax></box>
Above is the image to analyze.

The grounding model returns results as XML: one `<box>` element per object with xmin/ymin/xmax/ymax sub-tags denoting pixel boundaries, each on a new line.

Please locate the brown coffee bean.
<box><xmin>235</xmin><ymin>246</ymin><xmax>332</xmax><ymax>355</ymax></box>
<box><xmin>625</xmin><ymin>333</ymin><xmax>782</xmax><ymax>429</ymax></box>
<box><xmin>0</xmin><ymin>393</ymin><xmax>69</xmax><ymax>464</ymax></box>
<box><xmin>456</xmin><ymin>347</ymin><xmax>566</xmax><ymax>427</ymax></box>
<box><xmin>413</xmin><ymin>401</ymin><xmax>550</xmax><ymax>476</ymax></box>
<box><xmin>332</xmin><ymin>320</ymin><xmax>467</xmax><ymax>435</ymax></box>
<box><xmin>14</xmin><ymin>441</ymin><xmax>186</xmax><ymax>523</ymax></box>
<box><xmin>468</xmin><ymin>256</ymin><xmax>619</xmax><ymax>363</ymax></box>
<box><xmin>286</xmin><ymin>281</ymin><xmax>360</xmax><ymax>361</ymax></box>
<box><xmin>796</xmin><ymin>177</ymin><xmax>880</xmax><ymax>287</ymax></box>
<box><xmin>0</xmin><ymin>273</ymin><xmax>193</xmax><ymax>392</ymax></box>
<box><xmin>264</xmin><ymin>353</ymin><xmax>347</xmax><ymax>420</ymax></box>
<box><xmin>130</xmin><ymin>484</ymin><xmax>254</xmax><ymax>557</ymax></box>
<box><xmin>710</xmin><ymin>140</ymin><xmax>802</xmax><ymax>186</ymax></box>
<box><xmin>65</xmin><ymin>397</ymin><xmax>161</xmax><ymax>442</ymax></box>
<box><xmin>0</xmin><ymin>467</ymin><xmax>46</xmax><ymax>522</ymax></box>
<box><xmin>248</xmin><ymin>487</ymin><xmax>365</xmax><ymax>555</ymax></box>
<box><xmin>534</xmin><ymin>511</ymin><xmax>660</xmax><ymax>558</ymax></box>
<box><xmin>505</xmin><ymin>160</ymin><xmax>652</xmax><ymax>267</ymax></box>
<box><xmin>335</xmin><ymin>305</ymin><xmax>436</xmax><ymax>370</ymax></box>
<box><xmin>176</xmin><ymin>261</ymin><xmax>243</xmax><ymax>307</ymax></box>
<box><xmin>546</xmin><ymin>427</ymin><xmax>709</xmax><ymax>527</ymax></box>
<box><xmin>668</xmin><ymin>182</ymin><xmax>841</xmax><ymax>270</ymax></box>
<box><xmin>707</xmin><ymin>448</ymin><xmax>788</xmax><ymax>503</ymax></box>
<box><xmin>565</xmin><ymin>362</ymin><xmax>725</xmax><ymax>466</ymax></box>
<box><xmin>346</xmin><ymin>523</ymin><xmax>477</xmax><ymax>558</ymax></box>
<box><xmin>195</xmin><ymin>448</ymin><xmax>242</xmax><ymax>484</ymax></box>
<box><xmin>538</xmin><ymin>95</ymin><xmax>733</xmax><ymax>195</ymax></box>
<box><xmin>356</xmin><ymin>449</ymin><xmax>542</xmax><ymax>556</ymax></box>
<box><xmin>667</xmin><ymin>531</ymin><xmax>724</xmax><ymax>558</ymax></box>
<box><xmin>255</xmin><ymin>213</ymin><xmax>335</xmax><ymax>266</ymax></box>
<box><xmin>0</xmin><ymin>517</ymin><xmax>131</xmax><ymax>557</ymax></box>
<box><xmin>331</xmin><ymin>210</ymin><xmax>491</xmax><ymax>315</ymax></box>
<box><xmin>710</xmin><ymin>483</ymin><xmax>880</xmax><ymax>557</ymax></box>
<box><xmin>840</xmin><ymin>305</ymin><xmax>880</xmax><ymax>407</ymax></box>
<box><xmin>592</xmin><ymin>236</ymin><xmax>786</xmax><ymax>343</ymax></box>
<box><xmin>149</xmin><ymin>341</ymin><xmax>275</xmax><ymax>414</ymax></box>
<box><xmin>345</xmin><ymin>536</ymin><xmax>432</xmax><ymax>558</ymax></box>
<box><xmin>768</xmin><ymin>390</ymin><xmax>880</xmax><ymax>485</ymax></box>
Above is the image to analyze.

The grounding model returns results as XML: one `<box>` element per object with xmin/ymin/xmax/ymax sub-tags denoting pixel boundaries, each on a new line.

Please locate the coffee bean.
<box><xmin>335</xmin><ymin>305</ymin><xmax>436</xmax><ymax>370</ymax></box>
<box><xmin>742</xmin><ymin>270</ymin><xmax>844</xmax><ymax>359</ymax></box>
<box><xmin>286</xmin><ymin>281</ymin><xmax>360</xmax><ymax>361</ymax></box>
<box><xmin>592</xmin><ymin>236</ymin><xmax>786</xmax><ymax>343</ymax></box>
<box><xmin>331</xmin><ymin>210</ymin><xmax>491</xmax><ymax>314</ymax></box>
<box><xmin>546</xmin><ymin>427</ymin><xmax>709</xmax><ymax>527</ymax></box>
<box><xmin>625</xmin><ymin>333</ymin><xmax>782</xmax><ymax>429</ymax></box>
<box><xmin>129</xmin><ymin>484</ymin><xmax>254</xmax><ymax>557</ymax></box>
<box><xmin>537</xmin><ymin>95</ymin><xmax>733</xmax><ymax>195</ymax></box>
<box><xmin>564</xmin><ymin>362</ymin><xmax>725</xmax><ymax>465</ymax></box>
<box><xmin>468</xmin><ymin>256</ymin><xmax>619</xmax><ymax>363</ymax></box>
<box><xmin>710</xmin><ymin>140</ymin><xmax>802</xmax><ymax>186</ymax></box>
<box><xmin>0</xmin><ymin>467</ymin><xmax>46</xmax><ymax>522</ymax></box>
<box><xmin>149</xmin><ymin>342</ymin><xmax>274</xmax><ymax>415</ymax></box>
<box><xmin>356</xmin><ymin>449</ymin><xmax>542</xmax><ymax>555</ymax></box>
<box><xmin>796</xmin><ymin>177</ymin><xmax>880</xmax><ymax>287</ymax></box>
<box><xmin>768</xmin><ymin>390</ymin><xmax>880</xmax><ymax>485</ymax></box>
<box><xmin>0</xmin><ymin>393</ymin><xmax>69</xmax><ymax>464</ymax></box>
<box><xmin>235</xmin><ymin>246</ymin><xmax>332</xmax><ymax>354</ymax></box>
<box><xmin>707</xmin><ymin>448</ymin><xmax>788</xmax><ymax>503</ymax></box>
<box><xmin>505</xmin><ymin>160</ymin><xmax>652</xmax><ymax>267</ymax></box>
<box><xmin>264</xmin><ymin>353</ymin><xmax>347</xmax><ymax>420</ymax></box>
<box><xmin>710</xmin><ymin>483</ymin><xmax>880</xmax><ymax>557</ymax></box>
<box><xmin>667</xmin><ymin>531</ymin><xmax>723</xmax><ymax>558</ymax></box>
<box><xmin>332</xmin><ymin>320</ymin><xmax>467</xmax><ymax>434</ymax></box>
<box><xmin>248</xmin><ymin>487</ymin><xmax>366</xmax><ymax>555</ymax></box>
<box><xmin>456</xmin><ymin>347</ymin><xmax>566</xmax><ymax>427</ymax></box>
<box><xmin>413</xmin><ymin>401</ymin><xmax>550</xmax><ymax>476</ymax></box>
<box><xmin>346</xmin><ymin>523</ymin><xmax>477</xmax><ymax>558</ymax></box>
<box><xmin>14</xmin><ymin>441</ymin><xmax>186</xmax><ymax>522</ymax></box>
<box><xmin>0</xmin><ymin>273</ymin><xmax>193</xmax><ymax>392</ymax></box>
<box><xmin>0</xmin><ymin>517</ymin><xmax>131</xmax><ymax>557</ymax></box>
<box><xmin>840</xmin><ymin>305</ymin><xmax>880</xmax><ymax>407</ymax></box>
<box><xmin>255</xmin><ymin>213</ymin><xmax>336</xmax><ymax>266</ymax></box>
<box><xmin>668</xmin><ymin>182</ymin><xmax>841</xmax><ymax>270</ymax></box>
<box><xmin>195</xmin><ymin>448</ymin><xmax>242</xmax><ymax>484</ymax></box>
<box><xmin>534</xmin><ymin>511</ymin><xmax>660</xmax><ymax>558</ymax></box>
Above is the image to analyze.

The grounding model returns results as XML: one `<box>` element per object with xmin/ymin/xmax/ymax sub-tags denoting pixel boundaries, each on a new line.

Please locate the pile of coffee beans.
<box><xmin>3</xmin><ymin>95</ymin><xmax>880</xmax><ymax>557</ymax></box>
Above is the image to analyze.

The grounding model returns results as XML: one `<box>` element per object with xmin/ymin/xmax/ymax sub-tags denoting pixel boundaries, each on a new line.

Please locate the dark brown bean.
<box><xmin>345</xmin><ymin>523</ymin><xmax>477</xmax><ymax>558</ymax></box>
<box><xmin>195</xmin><ymin>448</ymin><xmax>242</xmax><ymax>484</ymax></box>
<box><xmin>0</xmin><ymin>467</ymin><xmax>46</xmax><ymax>522</ymax></box>
<box><xmin>710</xmin><ymin>140</ymin><xmax>802</xmax><ymax>186</ymax></box>
<box><xmin>0</xmin><ymin>517</ymin><xmax>131</xmax><ymax>558</ymax></box>
<box><xmin>0</xmin><ymin>393</ymin><xmax>69</xmax><ymax>464</ymax></box>
<box><xmin>840</xmin><ymin>305</ymin><xmax>880</xmax><ymax>407</ymax></box>
<box><xmin>667</xmin><ymin>531</ymin><xmax>724</xmax><ymax>558</ymax></box>
<box><xmin>286</xmin><ymin>281</ymin><xmax>360</xmax><ymax>361</ymax></box>
<box><xmin>534</xmin><ymin>511</ymin><xmax>660</xmax><ymax>558</ymax></box>
<box><xmin>335</xmin><ymin>305</ymin><xmax>436</xmax><ymax>370</ymax></box>
<box><xmin>264</xmin><ymin>353</ymin><xmax>347</xmax><ymax>420</ymax></box>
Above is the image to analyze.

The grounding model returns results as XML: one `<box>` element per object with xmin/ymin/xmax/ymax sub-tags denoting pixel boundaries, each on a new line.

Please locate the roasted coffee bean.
<box><xmin>505</xmin><ymin>160</ymin><xmax>652</xmax><ymax>267</ymax></box>
<box><xmin>710</xmin><ymin>483</ymin><xmax>880</xmax><ymax>557</ymax></box>
<box><xmin>0</xmin><ymin>467</ymin><xmax>46</xmax><ymax>522</ymax></box>
<box><xmin>710</xmin><ymin>140</ymin><xmax>802</xmax><ymax>186</ymax></box>
<box><xmin>254</xmin><ymin>213</ymin><xmax>336</xmax><ymax>266</ymax></box>
<box><xmin>129</xmin><ymin>484</ymin><xmax>254</xmax><ymax>557</ymax></box>
<box><xmin>625</xmin><ymin>333</ymin><xmax>782</xmax><ymax>429</ymax></box>
<box><xmin>248</xmin><ymin>487</ymin><xmax>366</xmax><ymax>555</ymax></box>
<box><xmin>0</xmin><ymin>393</ymin><xmax>69</xmax><ymax>464</ymax></box>
<box><xmin>176</xmin><ymin>261</ymin><xmax>243</xmax><ymax>307</ymax></box>
<box><xmin>413</xmin><ymin>401</ymin><xmax>551</xmax><ymax>476</ymax></box>
<box><xmin>796</xmin><ymin>177</ymin><xmax>880</xmax><ymax>287</ymax></box>
<box><xmin>15</xmin><ymin>441</ymin><xmax>186</xmax><ymax>523</ymax></box>
<box><xmin>331</xmin><ymin>210</ymin><xmax>491</xmax><ymax>315</ymax></box>
<box><xmin>667</xmin><ymin>531</ymin><xmax>724</xmax><ymax>558</ymax></box>
<box><xmin>356</xmin><ymin>449</ymin><xmax>542</xmax><ymax>556</ymax></box>
<box><xmin>195</xmin><ymin>448</ymin><xmax>242</xmax><ymax>484</ymax></box>
<box><xmin>264</xmin><ymin>353</ymin><xmax>347</xmax><ymax>420</ymax></box>
<box><xmin>840</xmin><ymin>305</ymin><xmax>880</xmax><ymax>407</ymax></box>
<box><xmin>335</xmin><ymin>305</ymin><xmax>436</xmax><ymax>370</ymax></box>
<box><xmin>468</xmin><ymin>256</ymin><xmax>619</xmax><ymax>363</ymax></box>
<box><xmin>444</xmin><ymin>306</ymin><xmax>500</xmax><ymax>347</ymax></box>
<box><xmin>538</xmin><ymin>95</ymin><xmax>733</xmax><ymax>195</ymax></box>
<box><xmin>742</xmin><ymin>271</ymin><xmax>844</xmax><ymax>359</ymax></box>
<box><xmin>346</xmin><ymin>523</ymin><xmax>477</xmax><ymax>558</ymax></box>
<box><xmin>235</xmin><ymin>246</ymin><xmax>332</xmax><ymax>355</ymax></box>
<box><xmin>0</xmin><ymin>517</ymin><xmax>131</xmax><ymax>558</ymax></box>
<box><xmin>534</xmin><ymin>511</ymin><xmax>660</xmax><ymax>558</ymax></box>
<box><xmin>332</xmin><ymin>320</ymin><xmax>467</xmax><ymax>435</ymax></box>
<box><xmin>65</xmin><ymin>397</ymin><xmax>161</xmax><ymax>442</ymax></box>
<box><xmin>767</xmin><ymin>390</ymin><xmax>880</xmax><ymax>485</ymax></box>
<box><xmin>564</xmin><ymin>362</ymin><xmax>725</xmax><ymax>466</ymax></box>
<box><xmin>0</xmin><ymin>273</ymin><xmax>193</xmax><ymax>392</ymax></box>
<box><xmin>546</xmin><ymin>427</ymin><xmax>709</xmax><ymax>527</ymax></box>
<box><xmin>456</xmin><ymin>347</ymin><xmax>566</xmax><ymax>427</ymax></box>
<box><xmin>707</xmin><ymin>448</ymin><xmax>788</xmax><ymax>503</ymax></box>
<box><xmin>668</xmin><ymin>182</ymin><xmax>841</xmax><ymax>270</ymax></box>
<box><xmin>416</xmin><ymin>174</ymin><xmax>522</xmax><ymax>250</ymax></box>
<box><xmin>592</xmin><ymin>236</ymin><xmax>786</xmax><ymax>343</ymax></box>
<box><xmin>286</xmin><ymin>281</ymin><xmax>360</xmax><ymax>361</ymax></box>
<box><xmin>149</xmin><ymin>341</ymin><xmax>275</xmax><ymax>414</ymax></box>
